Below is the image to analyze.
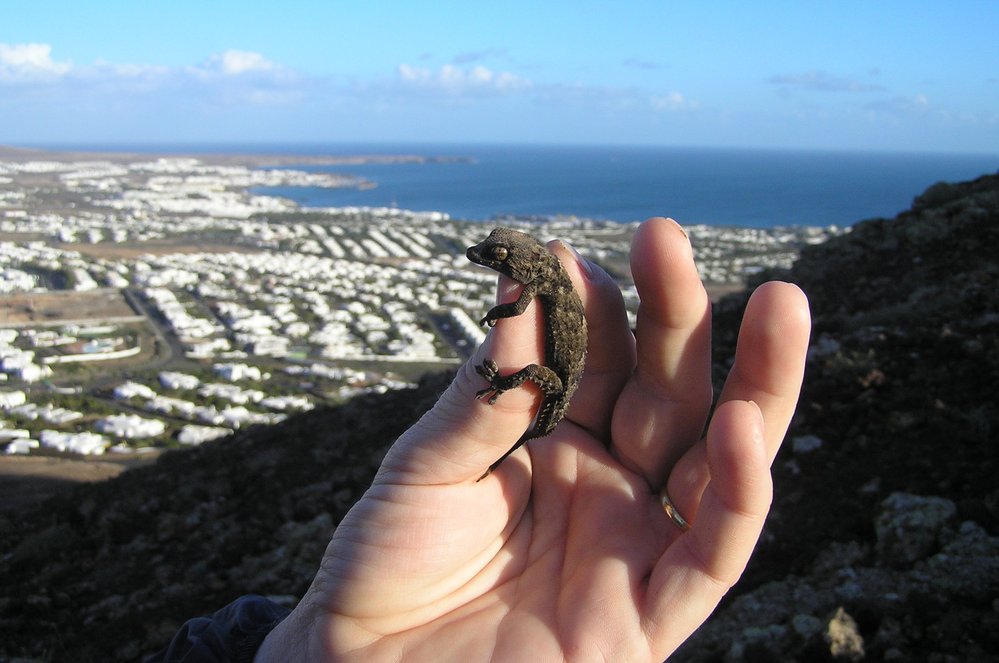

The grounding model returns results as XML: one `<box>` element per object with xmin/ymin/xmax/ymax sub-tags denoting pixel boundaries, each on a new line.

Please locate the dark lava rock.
<box><xmin>675</xmin><ymin>171</ymin><xmax>999</xmax><ymax>661</ymax></box>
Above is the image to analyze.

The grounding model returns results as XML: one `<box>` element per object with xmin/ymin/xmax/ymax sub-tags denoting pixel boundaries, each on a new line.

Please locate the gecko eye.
<box><xmin>491</xmin><ymin>246</ymin><xmax>509</xmax><ymax>261</ymax></box>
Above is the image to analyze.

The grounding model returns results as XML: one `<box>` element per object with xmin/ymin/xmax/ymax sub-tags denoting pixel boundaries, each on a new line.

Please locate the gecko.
<box><xmin>466</xmin><ymin>227</ymin><xmax>587</xmax><ymax>480</ymax></box>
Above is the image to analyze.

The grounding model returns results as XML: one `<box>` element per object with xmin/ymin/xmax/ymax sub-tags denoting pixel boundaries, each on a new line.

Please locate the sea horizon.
<box><xmin>10</xmin><ymin>142</ymin><xmax>999</xmax><ymax>228</ymax></box>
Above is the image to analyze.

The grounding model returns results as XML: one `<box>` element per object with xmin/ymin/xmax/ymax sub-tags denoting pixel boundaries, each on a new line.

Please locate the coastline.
<box><xmin>0</xmin><ymin>143</ymin><xmax>466</xmax><ymax>169</ymax></box>
<box><xmin>0</xmin><ymin>143</ymin><xmax>880</xmax><ymax>512</ymax></box>
<box><xmin>6</xmin><ymin>142</ymin><xmax>997</xmax><ymax>226</ymax></box>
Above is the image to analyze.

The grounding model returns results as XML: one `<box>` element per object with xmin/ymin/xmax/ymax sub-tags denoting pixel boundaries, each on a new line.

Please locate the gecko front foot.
<box><xmin>474</xmin><ymin>359</ymin><xmax>504</xmax><ymax>404</ymax></box>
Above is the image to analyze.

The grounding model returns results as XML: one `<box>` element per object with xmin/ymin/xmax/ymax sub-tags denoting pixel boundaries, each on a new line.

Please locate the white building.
<box><xmin>260</xmin><ymin>394</ymin><xmax>314</xmax><ymax>412</ymax></box>
<box><xmin>39</xmin><ymin>430</ymin><xmax>109</xmax><ymax>455</ymax></box>
<box><xmin>248</xmin><ymin>335</ymin><xmax>290</xmax><ymax>358</ymax></box>
<box><xmin>4</xmin><ymin>436</ymin><xmax>39</xmax><ymax>455</ymax></box>
<box><xmin>96</xmin><ymin>414</ymin><xmax>166</xmax><ymax>439</ymax></box>
<box><xmin>0</xmin><ymin>390</ymin><xmax>27</xmax><ymax>409</ymax></box>
<box><xmin>0</xmin><ymin>428</ymin><xmax>30</xmax><ymax>442</ymax></box>
<box><xmin>212</xmin><ymin>363</ymin><xmax>263</xmax><ymax>382</ymax></box>
<box><xmin>114</xmin><ymin>381</ymin><xmax>157</xmax><ymax>400</ymax></box>
<box><xmin>34</xmin><ymin>403</ymin><xmax>83</xmax><ymax>424</ymax></box>
<box><xmin>158</xmin><ymin>371</ymin><xmax>201</xmax><ymax>390</ymax></box>
<box><xmin>15</xmin><ymin>363</ymin><xmax>49</xmax><ymax>382</ymax></box>
<box><xmin>144</xmin><ymin>395</ymin><xmax>196</xmax><ymax>417</ymax></box>
<box><xmin>177</xmin><ymin>424</ymin><xmax>231</xmax><ymax>446</ymax></box>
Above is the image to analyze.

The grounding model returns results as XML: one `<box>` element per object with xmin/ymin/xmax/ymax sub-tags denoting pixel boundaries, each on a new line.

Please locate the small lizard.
<box><xmin>466</xmin><ymin>227</ymin><xmax>587</xmax><ymax>480</ymax></box>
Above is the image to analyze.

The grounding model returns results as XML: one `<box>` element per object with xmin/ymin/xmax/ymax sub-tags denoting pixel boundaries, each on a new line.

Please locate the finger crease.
<box><xmin>633</xmin><ymin>367</ymin><xmax>708</xmax><ymax>407</ymax></box>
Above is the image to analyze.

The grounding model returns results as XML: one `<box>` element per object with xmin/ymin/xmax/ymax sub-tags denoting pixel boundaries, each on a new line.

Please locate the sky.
<box><xmin>1</xmin><ymin>1</ymin><xmax>998</xmax><ymax>153</ymax></box>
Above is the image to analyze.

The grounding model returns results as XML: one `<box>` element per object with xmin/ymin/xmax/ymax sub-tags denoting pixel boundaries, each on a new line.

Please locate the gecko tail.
<box><xmin>476</xmin><ymin>435</ymin><xmax>530</xmax><ymax>482</ymax></box>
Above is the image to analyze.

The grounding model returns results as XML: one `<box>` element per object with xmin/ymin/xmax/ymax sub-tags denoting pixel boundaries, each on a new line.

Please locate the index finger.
<box><xmin>375</xmin><ymin>236</ymin><xmax>615</xmax><ymax>486</ymax></box>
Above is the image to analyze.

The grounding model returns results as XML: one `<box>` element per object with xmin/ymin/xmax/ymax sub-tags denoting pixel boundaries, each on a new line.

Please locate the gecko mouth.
<box><xmin>466</xmin><ymin>245</ymin><xmax>490</xmax><ymax>266</ymax></box>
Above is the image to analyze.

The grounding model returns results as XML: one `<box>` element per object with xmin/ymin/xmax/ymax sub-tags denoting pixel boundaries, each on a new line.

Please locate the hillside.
<box><xmin>0</xmin><ymin>375</ymin><xmax>450</xmax><ymax>661</ymax></box>
<box><xmin>2</xmin><ymin>173</ymin><xmax>999</xmax><ymax>661</ymax></box>
<box><xmin>679</xmin><ymin>172</ymin><xmax>999</xmax><ymax>660</ymax></box>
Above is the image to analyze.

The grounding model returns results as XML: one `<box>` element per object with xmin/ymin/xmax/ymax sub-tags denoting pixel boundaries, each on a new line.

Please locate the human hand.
<box><xmin>256</xmin><ymin>217</ymin><xmax>811</xmax><ymax>662</ymax></box>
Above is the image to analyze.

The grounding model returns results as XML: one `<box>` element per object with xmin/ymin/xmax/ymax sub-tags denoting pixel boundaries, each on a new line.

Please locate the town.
<box><xmin>0</xmin><ymin>149</ymin><xmax>840</xmax><ymax>459</ymax></box>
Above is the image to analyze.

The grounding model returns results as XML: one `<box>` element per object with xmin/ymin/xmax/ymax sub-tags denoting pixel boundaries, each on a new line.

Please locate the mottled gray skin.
<box><xmin>466</xmin><ymin>227</ymin><xmax>587</xmax><ymax>480</ymax></box>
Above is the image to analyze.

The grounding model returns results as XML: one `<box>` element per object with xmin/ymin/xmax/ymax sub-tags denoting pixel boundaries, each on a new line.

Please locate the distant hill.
<box><xmin>2</xmin><ymin>172</ymin><xmax>998</xmax><ymax>661</ymax></box>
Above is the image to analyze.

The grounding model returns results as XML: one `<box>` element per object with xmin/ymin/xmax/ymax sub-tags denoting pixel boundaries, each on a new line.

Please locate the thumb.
<box><xmin>376</xmin><ymin>274</ymin><xmax>546</xmax><ymax>485</ymax></box>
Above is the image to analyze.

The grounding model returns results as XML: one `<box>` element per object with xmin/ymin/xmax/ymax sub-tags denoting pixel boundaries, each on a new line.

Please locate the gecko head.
<box><xmin>466</xmin><ymin>227</ymin><xmax>549</xmax><ymax>283</ymax></box>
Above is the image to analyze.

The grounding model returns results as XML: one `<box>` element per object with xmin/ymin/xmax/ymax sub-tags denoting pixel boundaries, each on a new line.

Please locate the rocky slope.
<box><xmin>677</xmin><ymin>172</ymin><xmax>999</xmax><ymax>661</ymax></box>
<box><xmin>2</xmin><ymin>173</ymin><xmax>998</xmax><ymax>661</ymax></box>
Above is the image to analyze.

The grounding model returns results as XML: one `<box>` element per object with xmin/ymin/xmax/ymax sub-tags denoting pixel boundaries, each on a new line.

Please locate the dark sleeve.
<box><xmin>145</xmin><ymin>595</ymin><xmax>292</xmax><ymax>663</ymax></box>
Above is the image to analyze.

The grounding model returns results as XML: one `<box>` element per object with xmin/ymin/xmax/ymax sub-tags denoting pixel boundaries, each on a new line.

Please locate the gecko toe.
<box><xmin>475</xmin><ymin>387</ymin><xmax>502</xmax><ymax>402</ymax></box>
<box><xmin>475</xmin><ymin>359</ymin><xmax>498</xmax><ymax>380</ymax></box>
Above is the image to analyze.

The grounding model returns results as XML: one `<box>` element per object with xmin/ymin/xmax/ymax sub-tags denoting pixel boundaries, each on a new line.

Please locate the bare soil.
<box><xmin>0</xmin><ymin>289</ymin><xmax>138</xmax><ymax>326</ymax></box>
<box><xmin>0</xmin><ymin>453</ymin><xmax>158</xmax><ymax>515</ymax></box>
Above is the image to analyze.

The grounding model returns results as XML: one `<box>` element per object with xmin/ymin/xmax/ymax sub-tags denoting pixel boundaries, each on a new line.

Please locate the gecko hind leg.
<box><xmin>474</xmin><ymin>360</ymin><xmax>562</xmax><ymax>405</ymax></box>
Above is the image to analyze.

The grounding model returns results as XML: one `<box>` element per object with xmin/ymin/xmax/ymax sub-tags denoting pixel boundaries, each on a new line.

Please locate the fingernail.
<box><xmin>556</xmin><ymin>239</ymin><xmax>594</xmax><ymax>280</ymax></box>
<box><xmin>497</xmin><ymin>275</ymin><xmax>520</xmax><ymax>301</ymax></box>
<box><xmin>666</xmin><ymin>217</ymin><xmax>690</xmax><ymax>242</ymax></box>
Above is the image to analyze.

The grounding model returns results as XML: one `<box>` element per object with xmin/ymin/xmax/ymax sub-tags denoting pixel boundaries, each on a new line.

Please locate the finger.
<box><xmin>611</xmin><ymin>217</ymin><xmax>713</xmax><ymax>489</ymax></box>
<box><xmin>549</xmin><ymin>240</ymin><xmax>635</xmax><ymax>441</ymax></box>
<box><xmin>379</xmin><ymin>272</ymin><xmax>546</xmax><ymax>485</ymax></box>
<box><xmin>377</xmin><ymin>236</ymin><xmax>616</xmax><ymax>486</ymax></box>
<box><xmin>660</xmin><ymin>281</ymin><xmax>811</xmax><ymax>522</ymax></box>
<box><xmin>717</xmin><ymin>281</ymin><xmax>811</xmax><ymax>461</ymax></box>
<box><xmin>644</xmin><ymin>400</ymin><xmax>770</xmax><ymax>653</ymax></box>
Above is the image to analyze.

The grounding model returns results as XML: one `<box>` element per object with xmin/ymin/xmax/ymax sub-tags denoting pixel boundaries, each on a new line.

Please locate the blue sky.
<box><xmin>2</xmin><ymin>1</ymin><xmax>997</xmax><ymax>152</ymax></box>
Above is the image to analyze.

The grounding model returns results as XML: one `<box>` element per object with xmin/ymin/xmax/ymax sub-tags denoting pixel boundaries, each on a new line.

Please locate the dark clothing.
<box><xmin>146</xmin><ymin>595</ymin><xmax>291</xmax><ymax>663</ymax></box>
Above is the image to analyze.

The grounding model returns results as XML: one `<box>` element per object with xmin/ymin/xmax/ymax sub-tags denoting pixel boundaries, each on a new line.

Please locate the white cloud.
<box><xmin>94</xmin><ymin>60</ymin><xmax>169</xmax><ymax>79</ymax></box>
<box><xmin>865</xmin><ymin>93</ymin><xmax>933</xmax><ymax>117</ymax></box>
<box><xmin>0</xmin><ymin>43</ymin><xmax>301</xmax><ymax>110</ymax></box>
<box><xmin>650</xmin><ymin>92</ymin><xmax>698</xmax><ymax>112</ymax></box>
<box><xmin>181</xmin><ymin>51</ymin><xmax>301</xmax><ymax>106</ymax></box>
<box><xmin>186</xmin><ymin>50</ymin><xmax>287</xmax><ymax>83</ymax></box>
<box><xmin>768</xmin><ymin>70</ymin><xmax>885</xmax><ymax>93</ymax></box>
<box><xmin>210</xmin><ymin>50</ymin><xmax>276</xmax><ymax>76</ymax></box>
<box><xmin>0</xmin><ymin>43</ymin><xmax>72</xmax><ymax>81</ymax></box>
<box><xmin>397</xmin><ymin>63</ymin><xmax>530</xmax><ymax>94</ymax></box>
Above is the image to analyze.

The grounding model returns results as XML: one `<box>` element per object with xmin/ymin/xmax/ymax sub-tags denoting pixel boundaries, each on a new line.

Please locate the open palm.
<box><xmin>257</xmin><ymin>218</ymin><xmax>810</xmax><ymax>662</ymax></box>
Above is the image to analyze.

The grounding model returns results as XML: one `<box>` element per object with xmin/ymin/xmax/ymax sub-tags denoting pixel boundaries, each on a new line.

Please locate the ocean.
<box><xmin>250</xmin><ymin>144</ymin><xmax>999</xmax><ymax>228</ymax></box>
<box><xmin>52</xmin><ymin>142</ymin><xmax>999</xmax><ymax>228</ymax></box>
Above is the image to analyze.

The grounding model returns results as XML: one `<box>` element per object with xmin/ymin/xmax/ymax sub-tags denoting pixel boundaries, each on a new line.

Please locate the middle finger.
<box><xmin>611</xmin><ymin>217</ymin><xmax>714</xmax><ymax>489</ymax></box>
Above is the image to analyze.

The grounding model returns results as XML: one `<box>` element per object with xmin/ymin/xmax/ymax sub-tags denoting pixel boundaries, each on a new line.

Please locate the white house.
<box><xmin>0</xmin><ymin>390</ymin><xmax>27</xmax><ymax>409</ymax></box>
<box><xmin>4</xmin><ymin>437</ymin><xmax>39</xmax><ymax>454</ymax></box>
<box><xmin>39</xmin><ymin>430</ymin><xmax>108</xmax><ymax>455</ymax></box>
<box><xmin>114</xmin><ymin>381</ymin><xmax>157</xmax><ymax>400</ymax></box>
<box><xmin>158</xmin><ymin>371</ymin><xmax>201</xmax><ymax>390</ymax></box>
<box><xmin>212</xmin><ymin>363</ymin><xmax>262</xmax><ymax>382</ymax></box>
<box><xmin>177</xmin><ymin>424</ymin><xmax>231</xmax><ymax>446</ymax></box>
<box><xmin>96</xmin><ymin>414</ymin><xmax>166</xmax><ymax>439</ymax></box>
